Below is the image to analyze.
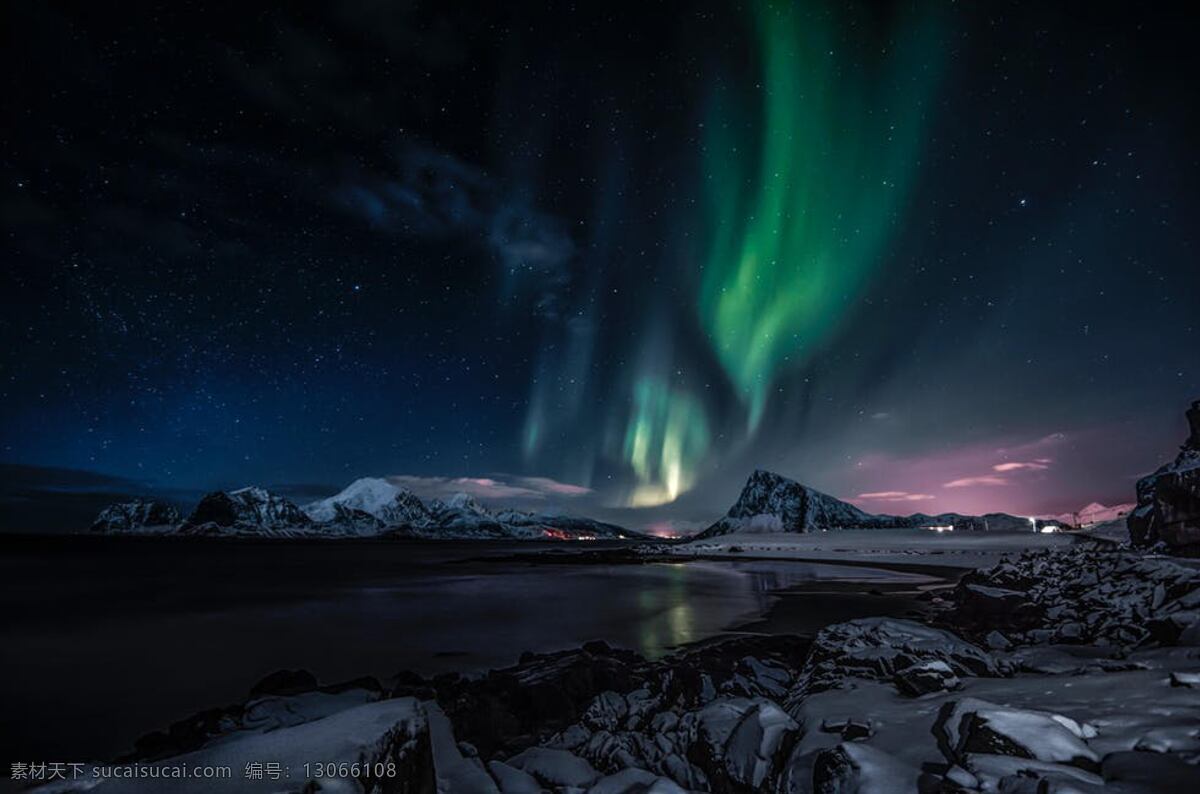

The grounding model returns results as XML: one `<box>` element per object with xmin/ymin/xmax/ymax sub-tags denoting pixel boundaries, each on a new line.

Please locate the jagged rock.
<box><xmin>89</xmin><ymin>498</ymin><xmax>181</xmax><ymax>533</ymax></box>
<box><xmin>943</xmin><ymin>547</ymin><xmax>1200</xmax><ymax>650</ymax></box>
<box><xmin>985</xmin><ymin>630</ymin><xmax>1012</xmax><ymax>650</ymax></box>
<box><xmin>678</xmin><ymin>697</ymin><xmax>799</xmax><ymax>792</ymax></box>
<box><xmin>809</xmin><ymin>742</ymin><xmax>921</xmax><ymax>794</ymax></box>
<box><xmin>323</xmin><ymin>502</ymin><xmax>386</xmax><ymax>535</ymax></box>
<box><xmin>892</xmin><ymin>659</ymin><xmax>960</xmax><ymax>697</ymax></box>
<box><xmin>1128</xmin><ymin>399</ymin><xmax>1200</xmax><ymax>553</ymax></box>
<box><xmin>788</xmin><ymin>618</ymin><xmax>1003</xmax><ymax>705</ymax></box>
<box><xmin>934</xmin><ymin>697</ymin><xmax>1099</xmax><ymax>773</ymax></box>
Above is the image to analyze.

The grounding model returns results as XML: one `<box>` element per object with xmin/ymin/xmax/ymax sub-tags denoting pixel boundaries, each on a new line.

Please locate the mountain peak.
<box><xmin>303</xmin><ymin>477</ymin><xmax>431</xmax><ymax>526</ymax></box>
<box><xmin>697</xmin><ymin>468</ymin><xmax>1037</xmax><ymax>538</ymax></box>
<box><xmin>445</xmin><ymin>492</ymin><xmax>488</xmax><ymax>515</ymax></box>
<box><xmin>699</xmin><ymin>469</ymin><xmax>871</xmax><ymax>537</ymax></box>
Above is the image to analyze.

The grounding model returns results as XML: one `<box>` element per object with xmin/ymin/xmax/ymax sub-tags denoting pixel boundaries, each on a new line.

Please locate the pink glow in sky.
<box><xmin>844</xmin><ymin>432</ymin><xmax>1074</xmax><ymax>515</ymax></box>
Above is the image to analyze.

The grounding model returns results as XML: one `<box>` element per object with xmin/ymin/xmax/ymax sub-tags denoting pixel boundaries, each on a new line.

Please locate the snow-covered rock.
<box><xmin>320</xmin><ymin>503</ymin><xmax>386</xmax><ymax>536</ymax></box>
<box><xmin>37</xmin><ymin>698</ymin><xmax>432</xmax><ymax>793</ymax></box>
<box><xmin>892</xmin><ymin>659</ymin><xmax>960</xmax><ymax>697</ymax></box>
<box><xmin>505</xmin><ymin>747</ymin><xmax>601</xmax><ymax>788</ymax></box>
<box><xmin>788</xmin><ymin>617</ymin><xmax>1004</xmax><ymax>706</ymax></box>
<box><xmin>808</xmin><ymin>742</ymin><xmax>921</xmax><ymax>794</ymax></box>
<box><xmin>1128</xmin><ymin>398</ymin><xmax>1200</xmax><ymax>552</ymax></box>
<box><xmin>933</xmin><ymin>697</ymin><xmax>1099</xmax><ymax>772</ymax></box>
<box><xmin>90</xmin><ymin>499</ymin><xmax>181</xmax><ymax>534</ymax></box>
<box><xmin>944</xmin><ymin>547</ymin><xmax>1200</xmax><ymax>650</ymax></box>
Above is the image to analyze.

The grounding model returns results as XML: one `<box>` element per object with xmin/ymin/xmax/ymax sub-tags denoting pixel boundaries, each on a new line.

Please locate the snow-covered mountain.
<box><xmin>179</xmin><ymin>486</ymin><xmax>323</xmax><ymax>537</ymax></box>
<box><xmin>697</xmin><ymin>469</ymin><xmax>1042</xmax><ymax>539</ymax></box>
<box><xmin>303</xmin><ymin>477</ymin><xmax>432</xmax><ymax>527</ymax></box>
<box><xmin>89</xmin><ymin>499</ymin><xmax>180</xmax><ymax>534</ymax></box>
<box><xmin>89</xmin><ymin>479</ymin><xmax>639</xmax><ymax>540</ymax></box>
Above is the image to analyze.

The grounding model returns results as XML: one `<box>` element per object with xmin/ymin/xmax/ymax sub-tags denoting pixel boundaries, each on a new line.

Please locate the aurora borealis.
<box><xmin>4</xmin><ymin>0</ymin><xmax>1199</xmax><ymax>532</ymax></box>
<box><xmin>700</xmin><ymin>1</ymin><xmax>940</xmax><ymax>432</ymax></box>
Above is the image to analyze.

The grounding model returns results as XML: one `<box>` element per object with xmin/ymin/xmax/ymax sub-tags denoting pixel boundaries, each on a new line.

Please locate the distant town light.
<box><xmin>923</xmin><ymin>524</ymin><xmax>954</xmax><ymax>532</ymax></box>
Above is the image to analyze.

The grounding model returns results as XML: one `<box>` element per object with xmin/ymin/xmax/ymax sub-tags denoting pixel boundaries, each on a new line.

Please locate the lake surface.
<box><xmin>0</xmin><ymin>536</ymin><xmax>939</xmax><ymax>764</ymax></box>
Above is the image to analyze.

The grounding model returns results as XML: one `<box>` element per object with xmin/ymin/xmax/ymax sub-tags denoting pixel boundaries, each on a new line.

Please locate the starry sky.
<box><xmin>3</xmin><ymin>0</ymin><xmax>1197</xmax><ymax>533</ymax></box>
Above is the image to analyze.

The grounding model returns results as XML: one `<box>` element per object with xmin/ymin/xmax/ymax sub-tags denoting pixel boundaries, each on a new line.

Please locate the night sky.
<box><xmin>3</xmin><ymin>0</ymin><xmax>1197</xmax><ymax>533</ymax></box>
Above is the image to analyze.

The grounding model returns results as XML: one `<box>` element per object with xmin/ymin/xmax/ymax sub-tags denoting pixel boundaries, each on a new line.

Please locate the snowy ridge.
<box><xmin>90</xmin><ymin>479</ymin><xmax>638</xmax><ymax>540</ymax></box>
<box><xmin>697</xmin><ymin>469</ymin><xmax>1040</xmax><ymax>539</ymax></box>
<box><xmin>89</xmin><ymin>499</ymin><xmax>181</xmax><ymax>534</ymax></box>
<box><xmin>302</xmin><ymin>477</ymin><xmax>432</xmax><ymax>527</ymax></box>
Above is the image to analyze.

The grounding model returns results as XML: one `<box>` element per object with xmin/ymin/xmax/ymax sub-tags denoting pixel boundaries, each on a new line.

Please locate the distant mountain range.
<box><xmin>89</xmin><ymin>468</ymin><xmax>1075</xmax><ymax>542</ymax></box>
<box><xmin>696</xmin><ymin>469</ymin><xmax>1059</xmax><ymax>539</ymax></box>
<box><xmin>90</xmin><ymin>477</ymin><xmax>639</xmax><ymax>540</ymax></box>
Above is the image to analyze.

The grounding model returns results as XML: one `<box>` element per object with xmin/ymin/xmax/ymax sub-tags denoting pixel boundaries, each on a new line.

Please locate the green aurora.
<box><xmin>528</xmin><ymin>0</ymin><xmax>944</xmax><ymax>508</ymax></box>
<box><xmin>699</xmin><ymin>0</ymin><xmax>942</xmax><ymax>431</ymax></box>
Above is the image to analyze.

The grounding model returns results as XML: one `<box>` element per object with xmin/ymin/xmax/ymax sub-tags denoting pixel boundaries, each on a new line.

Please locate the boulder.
<box><xmin>789</xmin><ymin>618</ymin><xmax>1003</xmax><ymax>705</ymax></box>
<box><xmin>934</xmin><ymin>698</ymin><xmax>1099</xmax><ymax>773</ymax></box>
<box><xmin>809</xmin><ymin>743</ymin><xmax>921</xmax><ymax>794</ymax></box>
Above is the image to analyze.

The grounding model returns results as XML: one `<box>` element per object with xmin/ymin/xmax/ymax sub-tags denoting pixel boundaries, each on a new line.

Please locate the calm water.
<box><xmin>0</xmin><ymin>536</ymin><xmax>936</xmax><ymax>763</ymax></box>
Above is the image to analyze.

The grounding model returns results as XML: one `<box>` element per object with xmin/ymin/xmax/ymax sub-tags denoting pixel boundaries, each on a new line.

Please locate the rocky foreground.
<box><xmin>30</xmin><ymin>546</ymin><xmax>1200</xmax><ymax>793</ymax></box>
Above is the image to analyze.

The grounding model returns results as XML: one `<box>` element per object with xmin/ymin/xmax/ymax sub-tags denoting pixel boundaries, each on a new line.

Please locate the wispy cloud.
<box><xmin>943</xmin><ymin>475</ymin><xmax>1009</xmax><ymax>488</ymax></box>
<box><xmin>387</xmin><ymin>474</ymin><xmax>590</xmax><ymax>503</ymax></box>
<box><xmin>854</xmin><ymin>490</ymin><xmax>936</xmax><ymax>502</ymax></box>
<box><xmin>993</xmin><ymin>460</ymin><xmax>1051</xmax><ymax>472</ymax></box>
